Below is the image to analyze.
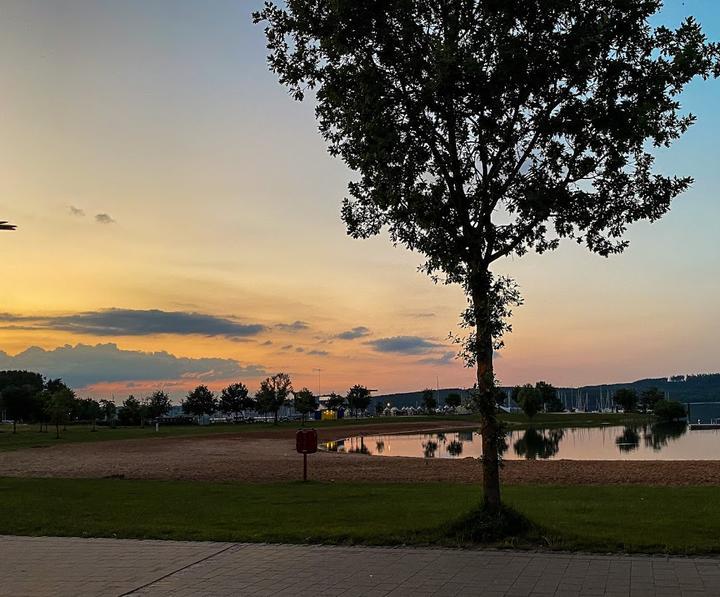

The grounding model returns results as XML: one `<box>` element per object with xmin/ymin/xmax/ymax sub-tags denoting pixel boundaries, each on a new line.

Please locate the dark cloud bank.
<box><xmin>0</xmin><ymin>309</ymin><xmax>265</xmax><ymax>340</ymax></box>
<box><xmin>366</xmin><ymin>335</ymin><xmax>441</xmax><ymax>355</ymax></box>
<box><xmin>0</xmin><ymin>343</ymin><xmax>266</xmax><ymax>388</ymax></box>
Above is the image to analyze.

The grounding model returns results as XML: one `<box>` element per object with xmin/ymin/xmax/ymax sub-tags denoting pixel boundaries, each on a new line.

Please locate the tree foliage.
<box><xmin>517</xmin><ymin>384</ymin><xmax>542</xmax><ymax>419</ymax></box>
<box><xmin>653</xmin><ymin>399</ymin><xmax>686</xmax><ymax>422</ymax></box>
<box><xmin>535</xmin><ymin>381</ymin><xmax>563</xmax><ymax>412</ymax></box>
<box><xmin>640</xmin><ymin>387</ymin><xmax>664</xmax><ymax>413</ymax></box>
<box><xmin>183</xmin><ymin>385</ymin><xmax>218</xmax><ymax>419</ymax></box>
<box><xmin>255</xmin><ymin>373</ymin><xmax>292</xmax><ymax>424</ymax></box>
<box><xmin>255</xmin><ymin>0</ymin><xmax>719</xmax><ymax>511</ymax></box>
<box><xmin>118</xmin><ymin>395</ymin><xmax>142</xmax><ymax>426</ymax></box>
<box><xmin>422</xmin><ymin>388</ymin><xmax>437</xmax><ymax>413</ymax></box>
<box><xmin>99</xmin><ymin>399</ymin><xmax>117</xmax><ymax>423</ymax></box>
<box><xmin>0</xmin><ymin>371</ymin><xmax>45</xmax><ymax>432</ymax></box>
<box><xmin>293</xmin><ymin>387</ymin><xmax>318</xmax><ymax>423</ymax></box>
<box><xmin>44</xmin><ymin>386</ymin><xmax>75</xmax><ymax>439</ymax></box>
<box><xmin>219</xmin><ymin>382</ymin><xmax>253</xmax><ymax>420</ymax></box>
<box><xmin>346</xmin><ymin>384</ymin><xmax>372</xmax><ymax>416</ymax></box>
<box><xmin>145</xmin><ymin>390</ymin><xmax>172</xmax><ymax>420</ymax></box>
<box><xmin>325</xmin><ymin>392</ymin><xmax>346</xmax><ymax>412</ymax></box>
<box><xmin>613</xmin><ymin>388</ymin><xmax>638</xmax><ymax>413</ymax></box>
<box><xmin>445</xmin><ymin>392</ymin><xmax>462</xmax><ymax>409</ymax></box>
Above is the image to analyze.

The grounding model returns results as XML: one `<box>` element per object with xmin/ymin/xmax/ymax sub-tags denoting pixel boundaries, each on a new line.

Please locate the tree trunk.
<box><xmin>274</xmin><ymin>410</ymin><xmax>278</xmax><ymax>425</ymax></box>
<box><xmin>13</xmin><ymin>420</ymin><xmax>16</xmax><ymax>434</ymax></box>
<box><xmin>55</xmin><ymin>422</ymin><xmax>60</xmax><ymax>439</ymax></box>
<box><xmin>471</xmin><ymin>269</ymin><xmax>502</xmax><ymax>512</ymax></box>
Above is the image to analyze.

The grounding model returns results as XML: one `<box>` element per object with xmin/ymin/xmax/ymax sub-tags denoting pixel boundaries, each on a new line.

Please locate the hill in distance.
<box><xmin>375</xmin><ymin>373</ymin><xmax>720</xmax><ymax>409</ymax></box>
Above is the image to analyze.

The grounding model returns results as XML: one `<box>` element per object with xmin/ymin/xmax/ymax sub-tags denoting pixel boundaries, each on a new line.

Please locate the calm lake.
<box><xmin>324</xmin><ymin>424</ymin><xmax>720</xmax><ymax>460</ymax></box>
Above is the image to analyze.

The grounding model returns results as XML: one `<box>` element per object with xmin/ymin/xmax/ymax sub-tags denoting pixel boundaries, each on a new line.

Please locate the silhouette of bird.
<box><xmin>0</xmin><ymin>221</ymin><xmax>16</xmax><ymax>231</ymax></box>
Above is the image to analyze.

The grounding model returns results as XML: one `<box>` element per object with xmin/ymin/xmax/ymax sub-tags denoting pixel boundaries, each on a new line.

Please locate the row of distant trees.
<box><xmin>511</xmin><ymin>382</ymin><xmax>563</xmax><ymax>418</ymax></box>
<box><xmin>612</xmin><ymin>388</ymin><xmax>686</xmax><ymax>421</ymax></box>
<box><xmin>180</xmin><ymin>374</ymin><xmax>374</xmax><ymax>424</ymax></box>
<box><xmin>511</xmin><ymin>381</ymin><xmax>685</xmax><ymax>422</ymax></box>
<box><xmin>0</xmin><ymin>370</ymin><xmax>109</xmax><ymax>438</ymax></box>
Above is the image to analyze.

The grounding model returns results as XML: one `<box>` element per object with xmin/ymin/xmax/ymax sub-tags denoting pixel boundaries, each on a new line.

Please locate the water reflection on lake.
<box><xmin>324</xmin><ymin>423</ymin><xmax>720</xmax><ymax>460</ymax></box>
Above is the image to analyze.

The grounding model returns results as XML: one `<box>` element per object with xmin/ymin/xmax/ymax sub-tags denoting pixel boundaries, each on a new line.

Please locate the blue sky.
<box><xmin>0</xmin><ymin>0</ymin><xmax>718</xmax><ymax>395</ymax></box>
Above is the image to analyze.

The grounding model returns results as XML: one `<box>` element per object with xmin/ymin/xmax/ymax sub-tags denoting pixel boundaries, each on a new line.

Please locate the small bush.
<box><xmin>653</xmin><ymin>400</ymin><xmax>686</xmax><ymax>422</ymax></box>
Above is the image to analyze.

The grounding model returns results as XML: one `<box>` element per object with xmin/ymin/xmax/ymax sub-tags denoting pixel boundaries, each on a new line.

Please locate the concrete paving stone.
<box><xmin>3</xmin><ymin>537</ymin><xmax>720</xmax><ymax>596</ymax></box>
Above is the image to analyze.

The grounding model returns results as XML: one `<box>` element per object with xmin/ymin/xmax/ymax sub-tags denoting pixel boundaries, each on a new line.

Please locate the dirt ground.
<box><xmin>0</xmin><ymin>421</ymin><xmax>719</xmax><ymax>486</ymax></box>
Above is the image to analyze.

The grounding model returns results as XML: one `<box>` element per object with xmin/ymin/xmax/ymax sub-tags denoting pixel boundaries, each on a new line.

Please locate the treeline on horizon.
<box><xmin>0</xmin><ymin>368</ymin><xmax>714</xmax><ymax>433</ymax></box>
<box><xmin>0</xmin><ymin>369</ymin><xmax>381</xmax><ymax>432</ymax></box>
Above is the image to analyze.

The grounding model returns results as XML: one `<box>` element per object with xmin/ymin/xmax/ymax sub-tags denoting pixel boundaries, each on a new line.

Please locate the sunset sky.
<box><xmin>1</xmin><ymin>0</ymin><xmax>719</xmax><ymax>399</ymax></box>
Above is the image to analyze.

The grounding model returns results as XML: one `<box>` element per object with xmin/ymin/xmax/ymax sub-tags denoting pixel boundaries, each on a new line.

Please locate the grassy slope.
<box><xmin>0</xmin><ymin>413</ymin><xmax>650</xmax><ymax>452</ymax></box>
<box><xmin>0</xmin><ymin>478</ymin><xmax>716</xmax><ymax>554</ymax></box>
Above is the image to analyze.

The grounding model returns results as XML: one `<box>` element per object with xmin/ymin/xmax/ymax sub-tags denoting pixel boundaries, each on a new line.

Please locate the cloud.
<box><xmin>410</xmin><ymin>312</ymin><xmax>436</xmax><ymax>318</ymax></box>
<box><xmin>95</xmin><ymin>213</ymin><xmax>115</xmax><ymax>224</ymax></box>
<box><xmin>0</xmin><ymin>309</ymin><xmax>266</xmax><ymax>340</ymax></box>
<box><xmin>295</xmin><ymin>347</ymin><xmax>305</xmax><ymax>353</ymax></box>
<box><xmin>307</xmin><ymin>349</ymin><xmax>329</xmax><ymax>357</ymax></box>
<box><xmin>280</xmin><ymin>344</ymin><xmax>293</xmax><ymax>350</ymax></box>
<box><xmin>0</xmin><ymin>313</ymin><xmax>31</xmax><ymax>322</ymax></box>
<box><xmin>417</xmin><ymin>351</ymin><xmax>457</xmax><ymax>366</ymax></box>
<box><xmin>366</xmin><ymin>336</ymin><xmax>441</xmax><ymax>355</ymax></box>
<box><xmin>275</xmin><ymin>321</ymin><xmax>310</xmax><ymax>332</ymax></box>
<box><xmin>261</xmin><ymin>340</ymin><xmax>273</xmax><ymax>346</ymax></box>
<box><xmin>0</xmin><ymin>343</ymin><xmax>266</xmax><ymax>388</ymax></box>
<box><xmin>335</xmin><ymin>326</ymin><xmax>371</xmax><ymax>340</ymax></box>
<box><xmin>69</xmin><ymin>206</ymin><xmax>85</xmax><ymax>217</ymax></box>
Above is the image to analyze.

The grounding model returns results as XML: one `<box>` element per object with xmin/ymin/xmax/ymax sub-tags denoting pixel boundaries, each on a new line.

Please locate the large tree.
<box><xmin>0</xmin><ymin>370</ymin><xmax>44</xmax><ymax>433</ymax></box>
<box><xmin>99</xmin><ymin>399</ymin><xmax>117</xmax><ymax>425</ymax></box>
<box><xmin>255</xmin><ymin>0</ymin><xmax>719</xmax><ymax>511</ymax></box>
<box><xmin>255</xmin><ymin>373</ymin><xmax>293</xmax><ymax>424</ymax></box>
<box><xmin>639</xmin><ymin>387</ymin><xmax>664</xmax><ymax>413</ymax></box>
<box><xmin>535</xmin><ymin>381</ymin><xmax>563</xmax><ymax>413</ymax></box>
<box><xmin>219</xmin><ymin>382</ymin><xmax>254</xmax><ymax>421</ymax></box>
<box><xmin>613</xmin><ymin>388</ymin><xmax>639</xmax><ymax>413</ymax></box>
<box><xmin>183</xmin><ymin>385</ymin><xmax>218</xmax><ymax>420</ymax></box>
<box><xmin>517</xmin><ymin>385</ymin><xmax>542</xmax><ymax>419</ymax></box>
<box><xmin>118</xmin><ymin>395</ymin><xmax>142</xmax><ymax>426</ymax></box>
<box><xmin>346</xmin><ymin>384</ymin><xmax>372</xmax><ymax>417</ymax></box>
<box><xmin>144</xmin><ymin>390</ymin><xmax>172</xmax><ymax>420</ymax></box>
<box><xmin>293</xmin><ymin>387</ymin><xmax>319</xmax><ymax>424</ymax></box>
<box><xmin>421</xmin><ymin>388</ymin><xmax>437</xmax><ymax>413</ymax></box>
<box><xmin>44</xmin><ymin>387</ymin><xmax>76</xmax><ymax>439</ymax></box>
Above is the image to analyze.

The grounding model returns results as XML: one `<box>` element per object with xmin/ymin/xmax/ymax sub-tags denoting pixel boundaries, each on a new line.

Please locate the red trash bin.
<box><xmin>296</xmin><ymin>429</ymin><xmax>318</xmax><ymax>481</ymax></box>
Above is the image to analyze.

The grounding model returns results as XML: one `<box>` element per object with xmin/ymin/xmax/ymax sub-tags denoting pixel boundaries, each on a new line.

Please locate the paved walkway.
<box><xmin>1</xmin><ymin>536</ymin><xmax>719</xmax><ymax>596</ymax></box>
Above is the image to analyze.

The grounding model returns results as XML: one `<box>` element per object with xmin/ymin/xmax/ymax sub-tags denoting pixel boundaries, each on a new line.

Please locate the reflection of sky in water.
<box><xmin>325</xmin><ymin>425</ymin><xmax>720</xmax><ymax>461</ymax></box>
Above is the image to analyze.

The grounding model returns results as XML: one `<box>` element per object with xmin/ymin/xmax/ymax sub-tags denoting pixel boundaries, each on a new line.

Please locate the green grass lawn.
<box><xmin>0</xmin><ymin>412</ymin><xmax>650</xmax><ymax>452</ymax></box>
<box><xmin>499</xmin><ymin>411</ymin><xmax>652</xmax><ymax>429</ymax></box>
<box><xmin>0</xmin><ymin>478</ymin><xmax>716</xmax><ymax>554</ymax></box>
